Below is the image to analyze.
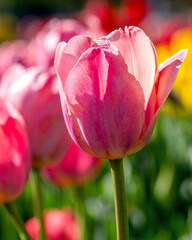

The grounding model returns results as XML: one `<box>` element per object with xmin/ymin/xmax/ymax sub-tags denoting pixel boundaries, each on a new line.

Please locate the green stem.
<box><xmin>74</xmin><ymin>186</ymin><xmax>88</xmax><ymax>240</ymax></box>
<box><xmin>32</xmin><ymin>168</ymin><xmax>46</xmax><ymax>240</ymax></box>
<box><xmin>109</xmin><ymin>158</ymin><xmax>129</xmax><ymax>240</ymax></box>
<box><xmin>4</xmin><ymin>202</ymin><xmax>31</xmax><ymax>240</ymax></box>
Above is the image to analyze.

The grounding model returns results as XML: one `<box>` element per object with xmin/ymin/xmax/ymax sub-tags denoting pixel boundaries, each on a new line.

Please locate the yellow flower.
<box><xmin>156</xmin><ymin>28</ymin><xmax>192</xmax><ymax>112</ymax></box>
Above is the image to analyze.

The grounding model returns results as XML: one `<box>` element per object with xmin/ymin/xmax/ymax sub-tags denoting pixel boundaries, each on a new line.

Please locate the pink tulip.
<box><xmin>24</xmin><ymin>18</ymin><xmax>87</xmax><ymax>67</ymax></box>
<box><xmin>42</xmin><ymin>141</ymin><xmax>102</xmax><ymax>186</ymax></box>
<box><xmin>0</xmin><ymin>99</ymin><xmax>31</xmax><ymax>203</ymax></box>
<box><xmin>55</xmin><ymin>26</ymin><xmax>187</xmax><ymax>160</ymax></box>
<box><xmin>0</xmin><ymin>64</ymin><xmax>71</xmax><ymax>167</ymax></box>
<box><xmin>25</xmin><ymin>208</ymin><xmax>80</xmax><ymax>240</ymax></box>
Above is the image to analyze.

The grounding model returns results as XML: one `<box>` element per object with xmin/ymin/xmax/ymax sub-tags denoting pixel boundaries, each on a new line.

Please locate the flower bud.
<box><xmin>42</xmin><ymin>141</ymin><xmax>102</xmax><ymax>186</ymax></box>
<box><xmin>0</xmin><ymin>99</ymin><xmax>31</xmax><ymax>203</ymax></box>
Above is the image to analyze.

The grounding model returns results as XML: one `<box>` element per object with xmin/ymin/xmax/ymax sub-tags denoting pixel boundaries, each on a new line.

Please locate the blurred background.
<box><xmin>1</xmin><ymin>0</ymin><xmax>192</xmax><ymax>239</ymax></box>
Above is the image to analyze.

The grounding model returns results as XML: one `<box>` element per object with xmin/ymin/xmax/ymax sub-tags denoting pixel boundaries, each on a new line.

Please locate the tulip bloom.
<box><xmin>25</xmin><ymin>209</ymin><xmax>80</xmax><ymax>240</ymax></box>
<box><xmin>0</xmin><ymin>99</ymin><xmax>31</xmax><ymax>203</ymax></box>
<box><xmin>42</xmin><ymin>141</ymin><xmax>102</xmax><ymax>186</ymax></box>
<box><xmin>0</xmin><ymin>64</ymin><xmax>70</xmax><ymax>167</ymax></box>
<box><xmin>55</xmin><ymin>26</ymin><xmax>187</xmax><ymax>160</ymax></box>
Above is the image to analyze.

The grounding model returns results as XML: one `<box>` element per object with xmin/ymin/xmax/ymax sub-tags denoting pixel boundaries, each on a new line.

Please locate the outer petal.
<box><xmin>106</xmin><ymin>26</ymin><xmax>158</xmax><ymax>108</ymax></box>
<box><xmin>139</xmin><ymin>86</ymin><xmax>157</xmax><ymax>138</ymax></box>
<box><xmin>130</xmin><ymin>49</ymin><xmax>187</xmax><ymax>154</ymax></box>
<box><xmin>54</xmin><ymin>35</ymin><xmax>91</xmax><ymax>88</ymax></box>
<box><xmin>156</xmin><ymin>49</ymin><xmax>188</xmax><ymax>110</ymax></box>
<box><xmin>62</xmin><ymin>47</ymin><xmax>145</xmax><ymax>159</ymax></box>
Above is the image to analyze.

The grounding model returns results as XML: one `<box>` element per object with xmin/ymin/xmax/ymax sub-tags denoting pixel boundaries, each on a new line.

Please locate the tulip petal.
<box><xmin>128</xmin><ymin>109</ymin><xmax>160</xmax><ymax>155</ymax></box>
<box><xmin>140</xmin><ymin>86</ymin><xmax>157</xmax><ymax>138</ymax></box>
<box><xmin>61</xmin><ymin>47</ymin><xmax>145</xmax><ymax>159</ymax></box>
<box><xmin>156</xmin><ymin>49</ymin><xmax>188</xmax><ymax>110</ymax></box>
<box><xmin>54</xmin><ymin>35</ymin><xmax>91</xmax><ymax>87</ymax></box>
<box><xmin>130</xmin><ymin>49</ymin><xmax>188</xmax><ymax>154</ymax></box>
<box><xmin>106</xmin><ymin>26</ymin><xmax>158</xmax><ymax>108</ymax></box>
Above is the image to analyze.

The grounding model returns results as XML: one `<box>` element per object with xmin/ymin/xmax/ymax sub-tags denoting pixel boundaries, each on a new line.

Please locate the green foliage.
<box><xmin>1</xmin><ymin>111</ymin><xmax>192</xmax><ymax>239</ymax></box>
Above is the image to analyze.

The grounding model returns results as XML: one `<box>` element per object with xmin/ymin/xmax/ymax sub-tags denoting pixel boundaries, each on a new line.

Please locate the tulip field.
<box><xmin>1</xmin><ymin>0</ymin><xmax>192</xmax><ymax>239</ymax></box>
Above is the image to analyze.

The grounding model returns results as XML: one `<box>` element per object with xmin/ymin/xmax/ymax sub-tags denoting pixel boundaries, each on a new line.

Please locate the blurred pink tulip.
<box><xmin>0</xmin><ymin>64</ymin><xmax>71</xmax><ymax>167</ymax></box>
<box><xmin>42</xmin><ymin>141</ymin><xmax>102</xmax><ymax>186</ymax></box>
<box><xmin>55</xmin><ymin>26</ymin><xmax>187</xmax><ymax>160</ymax></box>
<box><xmin>0</xmin><ymin>99</ymin><xmax>31</xmax><ymax>203</ymax></box>
<box><xmin>17</xmin><ymin>16</ymin><xmax>50</xmax><ymax>40</ymax></box>
<box><xmin>24</xmin><ymin>18</ymin><xmax>87</xmax><ymax>67</ymax></box>
<box><xmin>25</xmin><ymin>208</ymin><xmax>80</xmax><ymax>240</ymax></box>
<box><xmin>0</xmin><ymin>40</ymin><xmax>27</xmax><ymax>78</ymax></box>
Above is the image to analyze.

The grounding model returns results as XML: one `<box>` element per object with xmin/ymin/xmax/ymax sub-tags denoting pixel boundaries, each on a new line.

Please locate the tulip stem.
<box><xmin>74</xmin><ymin>186</ymin><xmax>88</xmax><ymax>240</ymax></box>
<box><xmin>4</xmin><ymin>202</ymin><xmax>31</xmax><ymax>240</ymax></box>
<box><xmin>109</xmin><ymin>158</ymin><xmax>129</xmax><ymax>240</ymax></box>
<box><xmin>32</xmin><ymin>168</ymin><xmax>46</xmax><ymax>240</ymax></box>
